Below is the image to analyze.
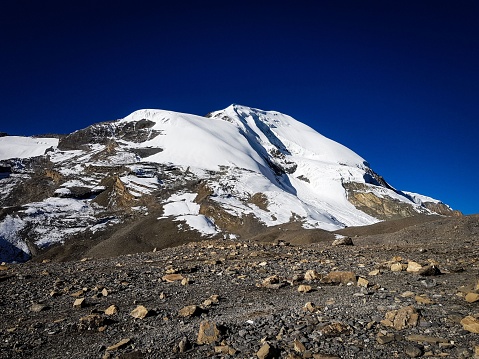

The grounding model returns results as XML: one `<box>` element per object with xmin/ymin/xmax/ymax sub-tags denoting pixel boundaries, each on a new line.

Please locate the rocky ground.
<box><xmin>0</xmin><ymin>215</ymin><xmax>478</xmax><ymax>359</ymax></box>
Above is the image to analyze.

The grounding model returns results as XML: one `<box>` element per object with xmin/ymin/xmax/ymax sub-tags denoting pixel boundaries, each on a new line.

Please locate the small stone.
<box><xmin>460</xmin><ymin>316</ymin><xmax>479</xmax><ymax>333</ymax></box>
<box><xmin>257</xmin><ymin>343</ymin><xmax>272</xmax><ymax>359</ymax></box>
<box><xmin>106</xmin><ymin>338</ymin><xmax>130</xmax><ymax>351</ymax></box>
<box><xmin>390</xmin><ymin>263</ymin><xmax>403</xmax><ymax>272</ymax></box>
<box><xmin>104</xmin><ymin>305</ymin><xmax>118</xmax><ymax>316</ymax></box>
<box><xmin>357</xmin><ymin>277</ymin><xmax>369</xmax><ymax>287</ymax></box>
<box><xmin>294</xmin><ymin>339</ymin><xmax>306</xmax><ymax>353</ymax></box>
<box><xmin>319</xmin><ymin>322</ymin><xmax>351</xmax><ymax>337</ymax></box>
<box><xmin>202</xmin><ymin>294</ymin><xmax>219</xmax><ymax>307</ymax></box>
<box><xmin>181</xmin><ymin>277</ymin><xmax>190</xmax><ymax>286</ymax></box>
<box><xmin>215</xmin><ymin>345</ymin><xmax>236</xmax><ymax>355</ymax></box>
<box><xmin>30</xmin><ymin>303</ymin><xmax>48</xmax><ymax>312</ymax></box>
<box><xmin>407</xmin><ymin>261</ymin><xmax>423</xmax><ymax>273</ymax></box>
<box><xmin>312</xmin><ymin>355</ymin><xmax>340</xmax><ymax>359</ymax></box>
<box><xmin>197</xmin><ymin>321</ymin><xmax>221</xmax><ymax>344</ymax></box>
<box><xmin>162</xmin><ymin>274</ymin><xmax>185</xmax><ymax>282</ymax></box>
<box><xmin>465</xmin><ymin>292</ymin><xmax>479</xmax><ymax>303</ymax></box>
<box><xmin>159</xmin><ymin>292</ymin><xmax>166</xmax><ymax>299</ymax></box>
<box><xmin>401</xmin><ymin>291</ymin><xmax>415</xmax><ymax>298</ymax></box>
<box><xmin>298</xmin><ymin>284</ymin><xmax>312</xmax><ymax>293</ymax></box>
<box><xmin>130</xmin><ymin>305</ymin><xmax>149</xmax><ymax>319</ymax></box>
<box><xmin>303</xmin><ymin>302</ymin><xmax>317</xmax><ymax>313</ymax></box>
<box><xmin>405</xmin><ymin>344</ymin><xmax>423</xmax><ymax>358</ymax></box>
<box><xmin>418</xmin><ymin>265</ymin><xmax>441</xmax><ymax>276</ymax></box>
<box><xmin>71</xmin><ymin>289</ymin><xmax>84</xmax><ymax>297</ymax></box>
<box><xmin>79</xmin><ymin>313</ymin><xmax>105</xmax><ymax>331</ymax></box>
<box><xmin>101</xmin><ymin>288</ymin><xmax>109</xmax><ymax>297</ymax></box>
<box><xmin>178</xmin><ymin>337</ymin><xmax>191</xmax><ymax>353</ymax></box>
<box><xmin>50</xmin><ymin>290</ymin><xmax>61</xmax><ymax>297</ymax></box>
<box><xmin>0</xmin><ymin>265</ymin><xmax>9</xmax><ymax>270</ymax></box>
<box><xmin>406</xmin><ymin>334</ymin><xmax>448</xmax><ymax>344</ymax></box>
<box><xmin>332</xmin><ymin>237</ymin><xmax>353</xmax><ymax>246</ymax></box>
<box><xmin>73</xmin><ymin>298</ymin><xmax>85</xmax><ymax>308</ymax></box>
<box><xmin>475</xmin><ymin>345</ymin><xmax>479</xmax><ymax>358</ymax></box>
<box><xmin>415</xmin><ymin>295</ymin><xmax>434</xmax><ymax>305</ymax></box>
<box><xmin>381</xmin><ymin>306</ymin><xmax>419</xmax><ymax>330</ymax></box>
<box><xmin>368</xmin><ymin>269</ymin><xmax>381</xmax><ymax>276</ymax></box>
<box><xmin>178</xmin><ymin>305</ymin><xmax>201</xmax><ymax>317</ymax></box>
<box><xmin>321</xmin><ymin>271</ymin><xmax>357</xmax><ymax>285</ymax></box>
<box><xmin>304</xmin><ymin>269</ymin><xmax>320</xmax><ymax>281</ymax></box>
<box><xmin>376</xmin><ymin>332</ymin><xmax>395</xmax><ymax>344</ymax></box>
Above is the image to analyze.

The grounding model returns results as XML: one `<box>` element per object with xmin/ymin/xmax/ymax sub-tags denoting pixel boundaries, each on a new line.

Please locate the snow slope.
<box><xmin>0</xmin><ymin>136</ymin><xmax>58</xmax><ymax>160</ymax></box>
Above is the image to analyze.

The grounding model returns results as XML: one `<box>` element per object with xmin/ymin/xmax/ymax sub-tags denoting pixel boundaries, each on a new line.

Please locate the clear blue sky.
<box><xmin>1</xmin><ymin>1</ymin><xmax>478</xmax><ymax>214</ymax></box>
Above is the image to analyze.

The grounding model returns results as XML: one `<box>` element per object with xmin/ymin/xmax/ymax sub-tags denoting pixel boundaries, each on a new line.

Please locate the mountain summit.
<box><xmin>0</xmin><ymin>105</ymin><xmax>458</xmax><ymax>262</ymax></box>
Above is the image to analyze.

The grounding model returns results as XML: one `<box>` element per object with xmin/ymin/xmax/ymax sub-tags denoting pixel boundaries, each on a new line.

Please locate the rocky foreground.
<box><xmin>0</xmin><ymin>215</ymin><xmax>478</xmax><ymax>359</ymax></box>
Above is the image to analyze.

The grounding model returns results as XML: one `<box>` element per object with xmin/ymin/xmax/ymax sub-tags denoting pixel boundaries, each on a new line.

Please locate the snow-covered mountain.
<box><xmin>0</xmin><ymin>105</ymin><xmax>458</xmax><ymax>262</ymax></box>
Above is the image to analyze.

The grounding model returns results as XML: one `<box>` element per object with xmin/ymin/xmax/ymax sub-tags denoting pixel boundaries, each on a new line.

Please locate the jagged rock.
<box><xmin>376</xmin><ymin>332</ymin><xmax>395</xmax><ymax>344</ymax></box>
<box><xmin>304</xmin><ymin>269</ymin><xmax>320</xmax><ymax>281</ymax></box>
<box><xmin>381</xmin><ymin>306</ymin><xmax>419</xmax><ymax>330</ymax></box>
<box><xmin>162</xmin><ymin>274</ymin><xmax>185</xmax><ymax>282</ymax></box>
<box><xmin>104</xmin><ymin>305</ymin><xmax>118</xmax><ymax>316</ymax></box>
<box><xmin>319</xmin><ymin>322</ymin><xmax>351</xmax><ymax>337</ymax></box>
<box><xmin>405</xmin><ymin>344</ymin><xmax>423</xmax><ymax>358</ymax></box>
<box><xmin>418</xmin><ymin>265</ymin><xmax>441</xmax><ymax>276</ymax></box>
<box><xmin>297</xmin><ymin>284</ymin><xmax>312</xmax><ymax>293</ymax></box>
<box><xmin>202</xmin><ymin>294</ymin><xmax>219</xmax><ymax>307</ymax></box>
<box><xmin>181</xmin><ymin>277</ymin><xmax>190</xmax><ymax>286</ymax></box>
<box><xmin>406</xmin><ymin>334</ymin><xmax>449</xmax><ymax>344</ymax></box>
<box><xmin>321</xmin><ymin>271</ymin><xmax>356</xmax><ymax>285</ymax></box>
<box><xmin>390</xmin><ymin>262</ymin><xmax>404</xmax><ymax>272</ymax></box>
<box><xmin>130</xmin><ymin>305</ymin><xmax>149</xmax><ymax>319</ymax></box>
<box><xmin>215</xmin><ymin>345</ymin><xmax>236</xmax><ymax>355</ymax></box>
<box><xmin>293</xmin><ymin>339</ymin><xmax>306</xmax><ymax>353</ymax></box>
<box><xmin>303</xmin><ymin>302</ymin><xmax>317</xmax><ymax>313</ymax></box>
<box><xmin>79</xmin><ymin>313</ymin><xmax>105</xmax><ymax>331</ymax></box>
<box><xmin>465</xmin><ymin>292</ymin><xmax>479</xmax><ymax>303</ymax></box>
<box><xmin>357</xmin><ymin>277</ymin><xmax>369</xmax><ymax>287</ymax></box>
<box><xmin>332</xmin><ymin>237</ymin><xmax>353</xmax><ymax>246</ymax></box>
<box><xmin>178</xmin><ymin>305</ymin><xmax>201</xmax><ymax>318</ymax></box>
<box><xmin>101</xmin><ymin>288</ymin><xmax>109</xmax><ymax>296</ymax></box>
<box><xmin>257</xmin><ymin>342</ymin><xmax>274</xmax><ymax>359</ymax></box>
<box><xmin>106</xmin><ymin>338</ymin><xmax>131</xmax><ymax>351</ymax></box>
<box><xmin>178</xmin><ymin>337</ymin><xmax>191</xmax><ymax>353</ymax></box>
<box><xmin>73</xmin><ymin>298</ymin><xmax>85</xmax><ymax>308</ymax></box>
<box><xmin>197</xmin><ymin>321</ymin><xmax>221</xmax><ymax>344</ymax></box>
<box><xmin>460</xmin><ymin>316</ymin><xmax>479</xmax><ymax>333</ymax></box>
<box><xmin>406</xmin><ymin>261</ymin><xmax>423</xmax><ymax>273</ymax></box>
<box><xmin>30</xmin><ymin>303</ymin><xmax>49</xmax><ymax>312</ymax></box>
<box><xmin>415</xmin><ymin>295</ymin><xmax>434</xmax><ymax>304</ymax></box>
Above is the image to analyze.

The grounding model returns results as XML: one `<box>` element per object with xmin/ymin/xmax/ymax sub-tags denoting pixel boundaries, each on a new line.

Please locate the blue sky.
<box><xmin>1</xmin><ymin>1</ymin><xmax>478</xmax><ymax>214</ymax></box>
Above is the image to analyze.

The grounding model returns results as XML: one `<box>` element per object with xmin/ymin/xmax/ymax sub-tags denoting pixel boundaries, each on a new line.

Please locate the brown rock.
<box><xmin>130</xmin><ymin>305</ymin><xmax>149</xmax><ymax>319</ymax></box>
<box><xmin>202</xmin><ymin>294</ymin><xmax>220</xmax><ymax>307</ymax></box>
<box><xmin>406</xmin><ymin>334</ymin><xmax>449</xmax><ymax>344</ymax></box>
<box><xmin>415</xmin><ymin>295</ymin><xmax>434</xmax><ymax>304</ymax></box>
<box><xmin>0</xmin><ymin>265</ymin><xmax>9</xmax><ymax>271</ymax></box>
<box><xmin>178</xmin><ymin>337</ymin><xmax>191</xmax><ymax>353</ymax></box>
<box><xmin>357</xmin><ymin>277</ymin><xmax>369</xmax><ymax>287</ymax></box>
<box><xmin>304</xmin><ymin>269</ymin><xmax>320</xmax><ymax>281</ymax></box>
<box><xmin>71</xmin><ymin>289</ymin><xmax>85</xmax><ymax>297</ymax></box>
<box><xmin>390</xmin><ymin>263</ymin><xmax>403</xmax><ymax>272</ymax></box>
<box><xmin>465</xmin><ymin>292</ymin><xmax>479</xmax><ymax>303</ymax></box>
<box><xmin>197</xmin><ymin>321</ymin><xmax>221</xmax><ymax>344</ymax></box>
<box><xmin>298</xmin><ymin>284</ymin><xmax>313</xmax><ymax>293</ymax></box>
<box><xmin>73</xmin><ymin>298</ymin><xmax>85</xmax><ymax>308</ymax></box>
<box><xmin>181</xmin><ymin>277</ymin><xmax>190</xmax><ymax>286</ymax></box>
<box><xmin>381</xmin><ymin>306</ymin><xmax>419</xmax><ymax>330</ymax></box>
<box><xmin>406</xmin><ymin>261</ymin><xmax>423</xmax><ymax>273</ymax></box>
<box><xmin>319</xmin><ymin>322</ymin><xmax>351</xmax><ymax>337</ymax></box>
<box><xmin>405</xmin><ymin>344</ymin><xmax>423</xmax><ymax>358</ymax></box>
<box><xmin>101</xmin><ymin>288</ymin><xmax>109</xmax><ymax>297</ymax></box>
<box><xmin>215</xmin><ymin>345</ymin><xmax>236</xmax><ymax>355</ymax></box>
<box><xmin>303</xmin><ymin>302</ymin><xmax>317</xmax><ymax>313</ymax></box>
<box><xmin>312</xmin><ymin>355</ymin><xmax>340</xmax><ymax>359</ymax></box>
<box><xmin>257</xmin><ymin>343</ymin><xmax>272</xmax><ymax>359</ymax></box>
<box><xmin>294</xmin><ymin>339</ymin><xmax>306</xmax><ymax>353</ymax></box>
<box><xmin>106</xmin><ymin>338</ymin><xmax>131</xmax><ymax>351</ymax></box>
<box><xmin>162</xmin><ymin>274</ymin><xmax>185</xmax><ymax>282</ymax></box>
<box><xmin>376</xmin><ymin>332</ymin><xmax>395</xmax><ymax>344</ymax></box>
<box><xmin>460</xmin><ymin>316</ymin><xmax>479</xmax><ymax>333</ymax></box>
<box><xmin>368</xmin><ymin>269</ymin><xmax>381</xmax><ymax>276</ymax></box>
<box><xmin>178</xmin><ymin>305</ymin><xmax>201</xmax><ymax>317</ymax></box>
<box><xmin>104</xmin><ymin>305</ymin><xmax>118</xmax><ymax>316</ymax></box>
<box><xmin>321</xmin><ymin>271</ymin><xmax>356</xmax><ymax>285</ymax></box>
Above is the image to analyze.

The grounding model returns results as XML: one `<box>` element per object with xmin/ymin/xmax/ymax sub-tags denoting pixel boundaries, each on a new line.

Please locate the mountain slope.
<box><xmin>0</xmin><ymin>105</ymin><xmax>458</xmax><ymax>262</ymax></box>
